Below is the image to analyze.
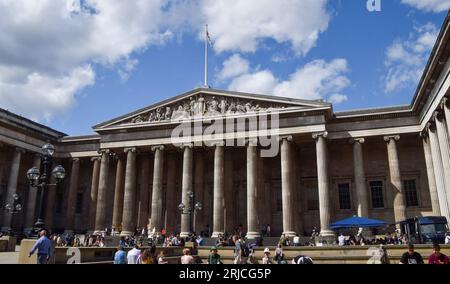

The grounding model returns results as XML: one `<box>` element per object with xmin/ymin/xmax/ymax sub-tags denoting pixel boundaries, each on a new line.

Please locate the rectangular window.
<box><xmin>338</xmin><ymin>183</ymin><xmax>351</xmax><ymax>210</ymax></box>
<box><xmin>75</xmin><ymin>193</ymin><xmax>83</xmax><ymax>214</ymax></box>
<box><xmin>404</xmin><ymin>180</ymin><xmax>419</xmax><ymax>207</ymax></box>
<box><xmin>307</xmin><ymin>187</ymin><xmax>319</xmax><ymax>211</ymax></box>
<box><xmin>370</xmin><ymin>181</ymin><xmax>384</xmax><ymax>209</ymax></box>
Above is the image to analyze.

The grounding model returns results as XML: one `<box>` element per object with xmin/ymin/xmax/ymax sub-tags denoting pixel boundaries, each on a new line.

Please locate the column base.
<box><xmin>211</xmin><ymin>231</ymin><xmax>224</xmax><ymax>238</ymax></box>
<box><xmin>93</xmin><ymin>230</ymin><xmax>105</xmax><ymax>236</ymax></box>
<box><xmin>120</xmin><ymin>231</ymin><xmax>133</xmax><ymax>237</ymax></box>
<box><xmin>319</xmin><ymin>229</ymin><xmax>336</xmax><ymax>237</ymax></box>
<box><xmin>180</xmin><ymin>232</ymin><xmax>191</xmax><ymax>238</ymax></box>
<box><xmin>282</xmin><ymin>231</ymin><xmax>297</xmax><ymax>237</ymax></box>
<box><xmin>245</xmin><ymin>232</ymin><xmax>261</xmax><ymax>239</ymax></box>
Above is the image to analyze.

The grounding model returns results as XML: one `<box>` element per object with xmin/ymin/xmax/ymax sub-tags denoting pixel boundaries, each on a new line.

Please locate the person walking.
<box><xmin>114</xmin><ymin>246</ymin><xmax>127</xmax><ymax>264</ymax></box>
<box><xmin>428</xmin><ymin>244</ymin><xmax>449</xmax><ymax>264</ymax></box>
<box><xmin>28</xmin><ymin>229</ymin><xmax>52</xmax><ymax>264</ymax></box>
<box><xmin>127</xmin><ymin>244</ymin><xmax>142</xmax><ymax>264</ymax></box>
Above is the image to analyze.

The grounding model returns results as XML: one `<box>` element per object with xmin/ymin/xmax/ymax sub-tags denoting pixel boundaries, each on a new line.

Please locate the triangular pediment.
<box><xmin>93</xmin><ymin>88</ymin><xmax>331</xmax><ymax>130</ymax></box>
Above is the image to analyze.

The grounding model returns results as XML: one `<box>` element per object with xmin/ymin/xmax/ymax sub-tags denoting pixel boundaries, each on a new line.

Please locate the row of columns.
<box><xmin>422</xmin><ymin>97</ymin><xmax>450</xmax><ymax>222</ymax></box>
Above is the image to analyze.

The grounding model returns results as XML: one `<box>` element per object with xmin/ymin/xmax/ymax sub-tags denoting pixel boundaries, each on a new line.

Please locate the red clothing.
<box><xmin>428</xmin><ymin>253</ymin><xmax>449</xmax><ymax>264</ymax></box>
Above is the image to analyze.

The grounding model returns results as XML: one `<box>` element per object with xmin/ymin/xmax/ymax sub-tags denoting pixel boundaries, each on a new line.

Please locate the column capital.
<box><xmin>383</xmin><ymin>135</ymin><xmax>400</xmax><ymax>142</ymax></box>
<box><xmin>278</xmin><ymin>135</ymin><xmax>293</xmax><ymax>142</ymax></box>
<box><xmin>349</xmin><ymin>138</ymin><xmax>365</xmax><ymax>145</ymax></box>
<box><xmin>98</xmin><ymin>149</ymin><xmax>110</xmax><ymax>155</ymax></box>
<box><xmin>179</xmin><ymin>143</ymin><xmax>194</xmax><ymax>150</ymax></box>
<box><xmin>15</xmin><ymin>147</ymin><xmax>26</xmax><ymax>154</ymax></box>
<box><xmin>211</xmin><ymin>140</ymin><xmax>225</xmax><ymax>147</ymax></box>
<box><xmin>124</xmin><ymin>147</ymin><xmax>137</xmax><ymax>154</ymax></box>
<box><xmin>151</xmin><ymin>145</ymin><xmax>165</xmax><ymax>152</ymax></box>
<box><xmin>312</xmin><ymin>131</ymin><xmax>328</xmax><ymax>140</ymax></box>
<box><xmin>433</xmin><ymin>109</ymin><xmax>445</xmax><ymax>122</ymax></box>
<box><xmin>90</xmin><ymin>156</ymin><xmax>102</xmax><ymax>162</ymax></box>
<box><xmin>246</xmin><ymin>138</ymin><xmax>258</xmax><ymax>146</ymax></box>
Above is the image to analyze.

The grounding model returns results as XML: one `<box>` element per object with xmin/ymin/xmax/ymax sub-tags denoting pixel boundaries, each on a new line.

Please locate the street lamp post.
<box><xmin>4</xmin><ymin>193</ymin><xmax>22</xmax><ymax>236</ymax></box>
<box><xmin>178</xmin><ymin>191</ymin><xmax>202</xmax><ymax>237</ymax></box>
<box><xmin>26</xmin><ymin>143</ymin><xmax>66</xmax><ymax>233</ymax></box>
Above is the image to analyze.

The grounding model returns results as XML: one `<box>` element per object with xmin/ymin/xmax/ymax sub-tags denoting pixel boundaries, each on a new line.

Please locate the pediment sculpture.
<box><xmin>127</xmin><ymin>95</ymin><xmax>293</xmax><ymax>125</ymax></box>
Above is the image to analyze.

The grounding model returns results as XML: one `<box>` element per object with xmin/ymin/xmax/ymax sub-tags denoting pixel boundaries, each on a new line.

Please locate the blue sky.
<box><xmin>0</xmin><ymin>0</ymin><xmax>449</xmax><ymax>136</ymax></box>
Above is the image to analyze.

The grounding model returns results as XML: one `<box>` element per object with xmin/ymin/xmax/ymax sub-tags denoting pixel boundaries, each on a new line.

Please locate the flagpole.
<box><xmin>204</xmin><ymin>24</ymin><xmax>208</xmax><ymax>88</ymax></box>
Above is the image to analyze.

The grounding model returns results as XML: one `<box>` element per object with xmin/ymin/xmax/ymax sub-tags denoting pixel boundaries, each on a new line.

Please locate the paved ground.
<box><xmin>0</xmin><ymin>246</ymin><xmax>20</xmax><ymax>264</ymax></box>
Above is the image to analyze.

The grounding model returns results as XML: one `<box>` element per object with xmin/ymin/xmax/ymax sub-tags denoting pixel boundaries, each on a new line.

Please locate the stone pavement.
<box><xmin>0</xmin><ymin>246</ymin><xmax>19</xmax><ymax>264</ymax></box>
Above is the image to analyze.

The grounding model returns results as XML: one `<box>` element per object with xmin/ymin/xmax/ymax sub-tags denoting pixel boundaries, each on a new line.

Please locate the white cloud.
<box><xmin>0</xmin><ymin>0</ymin><xmax>333</xmax><ymax>122</ymax></box>
<box><xmin>225</xmin><ymin>56</ymin><xmax>350</xmax><ymax>104</ymax></box>
<box><xmin>0</xmin><ymin>0</ymin><xmax>171</xmax><ymax>122</ymax></box>
<box><xmin>216</xmin><ymin>54</ymin><xmax>250</xmax><ymax>82</ymax></box>
<box><xmin>0</xmin><ymin>65</ymin><xmax>95</xmax><ymax>122</ymax></box>
<box><xmin>202</xmin><ymin>0</ymin><xmax>331</xmax><ymax>55</ymax></box>
<box><xmin>401</xmin><ymin>0</ymin><xmax>450</xmax><ymax>13</ymax></box>
<box><xmin>383</xmin><ymin>23</ymin><xmax>438</xmax><ymax>93</ymax></box>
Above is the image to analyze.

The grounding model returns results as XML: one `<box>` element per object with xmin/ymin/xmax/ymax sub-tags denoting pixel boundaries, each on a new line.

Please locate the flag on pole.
<box><xmin>206</xmin><ymin>25</ymin><xmax>213</xmax><ymax>46</ymax></box>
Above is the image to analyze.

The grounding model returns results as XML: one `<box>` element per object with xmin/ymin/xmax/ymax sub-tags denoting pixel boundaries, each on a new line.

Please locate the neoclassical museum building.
<box><xmin>1</xmin><ymin>15</ymin><xmax>450</xmax><ymax>239</ymax></box>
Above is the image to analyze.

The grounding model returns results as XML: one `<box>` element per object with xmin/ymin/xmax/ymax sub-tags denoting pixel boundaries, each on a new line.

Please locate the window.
<box><xmin>404</xmin><ymin>180</ymin><xmax>419</xmax><ymax>207</ymax></box>
<box><xmin>338</xmin><ymin>183</ymin><xmax>351</xmax><ymax>210</ymax></box>
<box><xmin>307</xmin><ymin>187</ymin><xmax>319</xmax><ymax>211</ymax></box>
<box><xmin>75</xmin><ymin>193</ymin><xmax>83</xmax><ymax>214</ymax></box>
<box><xmin>370</xmin><ymin>181</ymin><xmax>384</xmax><ymax>209</ymax></box>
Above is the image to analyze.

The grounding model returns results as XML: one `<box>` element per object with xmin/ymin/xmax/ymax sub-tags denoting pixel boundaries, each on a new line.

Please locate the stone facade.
<box><xmin>1</xmin><ymin>14</ymin><xmax>450</xmax><ymax>238</ymax></box>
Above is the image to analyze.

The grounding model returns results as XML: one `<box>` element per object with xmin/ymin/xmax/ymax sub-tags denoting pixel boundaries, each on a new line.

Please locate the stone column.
<box><xmin>45</xmin><ymin>168</ymin><xmax>57</xmax><ymax>232</ymax></box>
<box><xmin>280</xmin><ymin>136</ymin><xmax>296</xmax><ymax>237</ymax></box>
<box><xmin>434</xmin><ymin>111</ymin><xmax>450</xmax><ymax>214</ymax></box>
<box><xmin>384</xmin><ymin>135</ymin><xmax>406</xmax><ymax>223</ymax></box>
<box><xmin>112</xmin><ymin>156</ymin><xmax>125</xmax><ymax>233</ymax></box>
<box><xmin>137</xmin><ymin>155</ymin><xmax>150</xmax><ymax>230</ymax></box>
<box><xmin>313</xmin><ymin>132</ymin><xmax>334</xmax><ymax>237</ymax></box>
<box><xmin>94</xmin><ymin>150</ymin><xmax>110</xmax><ymax>234</ymax></box>
<box><xmin>443</xmin><ymin>97</ymin><xmax>450</xmax><ymax>138</ymax></box>
<box><xmin>120</xmin><ymin>147</ymin><xmax>137</xmax><ymax>236</ymax></box>
<box><xmin>212</xmin><ymin>142</ymin><xmax>225</xmax><ymax>238</ymax></box>
<box><xmin>193</xmin><ymin>153</ymin><xmax>204</xmax><ymax>234</ymax></box>
<box><xmin>64</xmin><ymin>158</ymin><xmax>80</xmax><ymax>233</ymax></box>
<box><xmin>428</xmin><ymin>123</ymin><xmax>450</xmax><ymax>221</ymax></box>
<box><xmin>165</xmin><ymin>154</ymin><xmax>177</xmax><ymax>233</ymax></box>
<box><xmin>89</xmin><ymin>157</ymin><xmax>101</xmax><ymax>230</ymax></box>
<box><xmin>149</xmin><ymin>146</ymin><xmax>165</xmax><ymax>236</ymax></box>
<box><xmin>224</xmin><ymin>150</ymin><xmax>234</xmax><ymax>234</ymax></box>
<box><xmin>24</xmin><ymin>155</ymin><xmax>41</xmax><ymax>233</ymax></box>
<box><xmin>180</xmin><ymin>144</ymin><xmax>194</xmax><ymax>238</ymax></box>
<box><xmin>1</xmin><ymin>148</ymin><xmax>24</xmax><ymax>232</ymax></box>
<box><xmin>422</xmin><ymin>133</ymin><xmax>441</xmax><ymax>216</ymax></box>
<box><xmin>246</xmin><ymin>139</ymin><xmax>260</xmax><ymax>239</ymax></box>
<box><xmin>351</xmin><ymin>138</ymin><xmax>369</xmax><ymax>217</ymax></box>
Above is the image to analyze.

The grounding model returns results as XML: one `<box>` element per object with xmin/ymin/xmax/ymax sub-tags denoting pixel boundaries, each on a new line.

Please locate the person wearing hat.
<box><xmin>208</xmin><ymin>247</ymin><xmax>222</xmax><ymax>264</ymax></box>
<box><xmin>28</xmin><ymin>229</ymin><xmax>52</xmax><ymax>264</ymax></box>
<box><xmin>262</xmin><ymin>248</ymin><xmax>273</xmax><ymax>264</ymax></box>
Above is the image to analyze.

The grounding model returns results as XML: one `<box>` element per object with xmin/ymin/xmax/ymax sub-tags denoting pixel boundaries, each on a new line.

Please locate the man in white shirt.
<box><xmin>127</xmin><ymin>245</ymin><xmax>141</xmax><ymax>264</ymax></box>
<box><xmin>338</xmin><ymin>233</ymin><xmax>346</xmax><ymax>246</ymax></box>
<box><xmin>445</xmin><ymin>232</ymin><xmax>450</xmax><ymax>244</ymax></box>
<box><xmin>293</xmin><ymin>234</ymin><xmax>301</xmax><ymax>246</ymax></box>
